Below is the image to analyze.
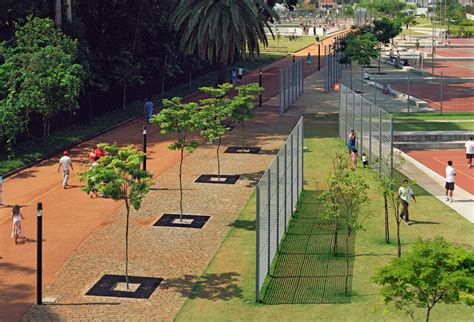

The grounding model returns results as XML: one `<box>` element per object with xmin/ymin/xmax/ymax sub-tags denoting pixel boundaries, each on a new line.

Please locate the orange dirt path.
<box><xmin>0</xmin><ymin>31</ymin><xmax>347</xmax><ymax>321</ymax></box>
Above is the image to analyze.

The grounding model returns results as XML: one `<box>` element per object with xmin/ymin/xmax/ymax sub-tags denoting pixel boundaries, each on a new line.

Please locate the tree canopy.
<box><xmin>374</xmin><ymin>237</ymin><xmax>474</xmax><ymax>322</ymax></box>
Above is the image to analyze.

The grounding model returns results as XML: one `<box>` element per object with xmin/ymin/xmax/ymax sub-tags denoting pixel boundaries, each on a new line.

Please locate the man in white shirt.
<box><xmin>398</xmin><ymin>179</ymin><xmax>416</xmax><ymax>225</ymax></box>
<box><xmin>445</xmin><ymin>160</ymin><xmax>456</xmax><ymax>202</ymax></box>
<box><xmin>58</xmin><ymin>151</ymin><xmax>73</xmax><ymax>189</ymax></box>
<box><xmin>465</xmin><ymin>137</ymin><xmax>474</xmax><ymax>168</ymax></box>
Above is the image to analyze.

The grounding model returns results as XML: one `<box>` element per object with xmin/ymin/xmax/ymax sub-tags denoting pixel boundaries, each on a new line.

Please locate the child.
<box><xmin>351</xmin><ymin>149</ymin><xmax>358</xmax><ymax>168</ymax></box>
<box><xmin>362</xmin><ymin>153</ymin><xmax>368</xmax><ymax>168</ymax></box>
<box><xmin>11</xmin><ymin>205</ymin><xmax>24</xmax><ymax>244</ymax></box>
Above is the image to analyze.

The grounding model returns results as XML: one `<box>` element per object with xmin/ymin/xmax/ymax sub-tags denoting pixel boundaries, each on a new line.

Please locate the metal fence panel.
<box><xmin>279</xmin><ymin>59</ymin><xmax>304</xmax><ymax>115</ymax></box>
<box><xmin>256</xmin><ymin>117</ymin><xmax>304</xmax><ymax>301</ymax></box>
<box><xmin>338</xmin><ymin>83</ymin><xmax>393</xmax><ymax>178</ymax></box>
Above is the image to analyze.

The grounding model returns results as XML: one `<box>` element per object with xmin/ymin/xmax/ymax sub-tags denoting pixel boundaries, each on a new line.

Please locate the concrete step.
<box><xmin>394</xmin><ymin>141</ymin><xmax>466</xmax><ymax>150</ymax></box>
<box><xmin>394</xmin><ymin>131</ymin><xmax>474</xmax><ymax>142</ymax></box>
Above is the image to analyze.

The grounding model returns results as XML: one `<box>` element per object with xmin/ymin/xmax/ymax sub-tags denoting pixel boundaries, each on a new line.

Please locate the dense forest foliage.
<box><xmin>0</xmin><ymin>0</ymin><xmax>297</xmax><ymax>155</ymax></box>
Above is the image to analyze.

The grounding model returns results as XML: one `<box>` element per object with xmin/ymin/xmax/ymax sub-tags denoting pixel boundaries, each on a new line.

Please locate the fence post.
<box><xmin>276</xmin><ymin>154</ymin><xmax>280</xmax><ymax>251</ymax></box>
<box><xmin>345</xmin><ymin>86</ymin><xmax>348</xmax><ymax>138</ymax></box>
<box><xmin>279</xmin><ymin>71</ymin><xmax>283</xmax><ymax>115</ymax></box>
<box><xmin>407</xmin><ymin>72</ymin><xmax>410</xmax><ymax>113</ymax></box>
<box><xmin>267</xmin><ymin>169</ymin><xmax>271</xmax><ymax>274</ymax></box>
<box><xmin>284</xmin><ymin>144</ymin><xmax>288</xmax><ymax>230</ymax></box>
<box><xmin>440</xmin><ymin>71</ymin><xmax>444</xmax><ymax>114</ymax></box>
<box><xmin>296</xmin><ymin>125</ymin><xmax>300</xmax><ymax>195</ymax></box>
<box><xmin>374</xmin><ymin>72</ymin><xmax>377</xmax><ymax>105</ymax></box>
<box><xmin>379</xmin><ymin>107</ymin><xmax>382</xmax><ymax>176</ymax></box>
<box><xmin>256</xmin><ymin>185</ymin><xmax>260</xmax><ymax>302</ymax></box>
<box><xmin>369</xmin><ymin>103</ymin><xmax>372</xmax><ymax>163</ymax></box>
<box><xmin>291</xmin><ymin>133</ymin><xmax>294</xmax><ymax>214</ymax></box>
<box><xmin>301</xmin><ymin>59</ymin><xmax>304</xmax><ymax>94</ymax></box>
<box><xmin>390</xmin><ymin>116</ymin><xmax>394</xmax><ymax>178</ymax></box>
<box><xmin>324</xmin><ymin>46</ymin><xmax>328</xmax><ymax>92</ymax></box>
<box><xmin>300</xmin><ymin>118</ymin><xmax>304</xmax><ymax>193</ymax></box>
<box><xmin>360</xmin><ymin>95</ymin><xmax>363</xmax><ymax>155</ymax></box>
<box><xmin>352</xmin><ymin>91</ymin><xmax>355</xmax><ymax>131</ymax></box>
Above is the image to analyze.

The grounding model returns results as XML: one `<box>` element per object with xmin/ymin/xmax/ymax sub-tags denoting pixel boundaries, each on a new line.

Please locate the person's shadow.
<box><xmin>15</xmin><ymin>236</ymin><xmax>45</xmax><ymax>245</ymax></box>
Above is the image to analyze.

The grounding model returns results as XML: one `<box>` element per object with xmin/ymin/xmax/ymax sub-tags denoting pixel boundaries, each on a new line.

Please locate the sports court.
<box><xmin>407</xmin><ymin>149</ymin><xmax>474</xmax><ymax>195</ymax></box>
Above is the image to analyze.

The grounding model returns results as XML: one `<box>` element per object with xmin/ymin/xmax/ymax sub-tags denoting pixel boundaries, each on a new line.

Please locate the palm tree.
<box><xmin>170</xmin><ymin>0</ymin><xmax>275</xmax><ymax>84</ymax></box>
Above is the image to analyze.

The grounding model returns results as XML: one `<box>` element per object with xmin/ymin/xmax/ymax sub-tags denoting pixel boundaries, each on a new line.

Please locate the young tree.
<box><xmin>230</xmin><ymin>83</ymin><xmax>264</xmax><ymax>150</ymax></box>
<box><xmin>377</xmin><ymin>175</ymin><xmax>392</xmax><ymax>244</ymax></box>
<box><xmin>111</xmin><ymin>50</ymin><xmax>144</xmax><ymax>110</ymax></box>
<box><xmin>337</xmin><ymin>169</ymin><xmax>369</xmax><ymax>295</ymax></box>
<box><xmin>151</xmin><ymin>97</ymin><xmax>200</xmax><ymax>220</ymax></box>
<box><xmin>319</xmin><ymin>152</ymin><xmax>369</xmax><ymax>295</ymax></box>
<box><xmin>374</xmin><ymin>237</ymin><xmax>474</xmax><ymax>322</ymax></box>
<box><xmin>319</xmin><ymin>152</ymin><xmax>350</xmax><ymax>257</ymax></box>
<box><xmin>197</xmin><ymin>83</ymin><xmax>234</xmax><ymax>179</ymax></box>
<box><xmin>80</xmin><ymin>144</ymin><xmax>151</xmax><ymax>288</ymax></box>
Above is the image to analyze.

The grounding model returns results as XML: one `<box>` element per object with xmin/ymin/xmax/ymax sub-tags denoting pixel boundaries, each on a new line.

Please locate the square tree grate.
<box><xmin>195</xmin><ymin>174</ymin><xmax>240</xmax><ymax>185</ymax></box>
<box><xmin>86</xmin><ymin>274</ymin><xmax>162</xmax><ymax>299</ymax></box>
<box><xmin>225</xmin><ymin>146</ymin><xmax>261</xmax><ymax>154</ymax></box>
<box><xmin>153</xmin><ymin>214</ymin><xmax>210</xmax><ymax>229</ymax></box>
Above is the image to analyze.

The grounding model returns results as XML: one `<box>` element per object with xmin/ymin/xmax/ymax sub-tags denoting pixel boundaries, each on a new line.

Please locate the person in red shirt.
<box><xmin>94</xmin><ymin>145</ymin><xmax>104</xmax><ymax>161</ymax></box>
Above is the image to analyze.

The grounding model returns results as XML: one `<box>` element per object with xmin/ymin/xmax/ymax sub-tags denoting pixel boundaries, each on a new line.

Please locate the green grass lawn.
<box><xmin>176</xmin><ymin>118</ymin><xmax>473</xmax><ymax>322</ymax></box>
<box><xmin>260</xmin><ymin>36</ymin><xmax>317</xmax><ymax>54</ymax></box>
<box><xmin>393</xmin><ymin>112</ymin><xmax>474</xmax><ymax>121</ymax></box>
<box><xmin>394</xmin><ymin>122</ymin><xmax>474</xmax><ymax>131</ymax></box>
<box><xmin>415</xmin><ymin>18</ymin><xmax>474</xmax><ymax>32</ymax></box>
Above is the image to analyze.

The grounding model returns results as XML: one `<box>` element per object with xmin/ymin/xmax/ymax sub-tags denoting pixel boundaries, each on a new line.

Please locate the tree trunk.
<box><xmin>122</xmin><ymin>84</ymin><xmax>127</xmax><ymax>110</ymax></box>
<box><xmin>42</xmin><ymin>116</ymin><xmax>50</xmax><ymax>138</ymax></box>
<box><xmin>396</xmin><ymin>218</ymin><xmax>401</xmax><ymax>257</ymax></box>
<box><xmin>125</xmin><ymin>199</ymin><xmax>130</xmax><ymax>289</ymax></box>
<box><xmin>426</xmin><ymin>306</ymin><xmax>432</xmax><ymax>322</ymax></box>
<box><xmin>344</xmin><ymin>229</ymin><xmax>351</xmax><ymax>296</ymax></box>
<box><xmin>378</xmin><ymin>53</ymin><xmax>381</xmax><ymax>72</ymax></box>
<box><xmin>189</xmin><ymin>71</ymin><xmax>192</xmax><ymax>89</ymax></box>
<box><xmin>241</xmin><ymin>120</ymin><xmax>245</xmax><ymax>151</ymax></box>
<box><xmin>216</xmin><ymin>60</ymin><xmax>227</xmax><ymax>85</ymax></box>
<box><xmin>179</xmin><ymin>148</ymin><xmax>184</xmax><ymax>221</ymax></box>
<box><xmin>217</xmin><ymin>136</ymin><xmax>222</xmax><ymax>179</ymax></box>
<box><xmin>333</xmin><ymin>215</ymin><xmax>339</xmax><ymax>256</ymax></box>
<box><xmin>384</xmin><ymin>195</ymin><xmax>390</xmax><ymax>243</ymax></box>
<box><xmin>349</xmin><ymin>63</ymin><xmax>353</xmax><ymax>90</ymax></box>
<box><xmin>161</xmin><ymin>54</ymin><xmax>168</xmax><ymax>97</ymax></box>
<box><xmin>88</xmin><ymin>91</ymin><xmax>93</xmax><ymax>122</ymax></box>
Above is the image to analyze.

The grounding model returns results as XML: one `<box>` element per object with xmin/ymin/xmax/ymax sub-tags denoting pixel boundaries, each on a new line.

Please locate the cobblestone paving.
<box><xmin>23</xmin><ymin>105</ymin><xmax>304</xmax><ymax>321</ymax></box>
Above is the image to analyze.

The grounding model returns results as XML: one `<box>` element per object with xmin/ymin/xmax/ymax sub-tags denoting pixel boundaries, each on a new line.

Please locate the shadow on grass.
<box><xmin>160</xmin><ymin>272</ymin><xmax>243</xmax><ymax>301</ymax></box>
<box><xmin>228</xmin><ymin>219</ymin><xmax>255</xmax><ymax>231</ymax></box>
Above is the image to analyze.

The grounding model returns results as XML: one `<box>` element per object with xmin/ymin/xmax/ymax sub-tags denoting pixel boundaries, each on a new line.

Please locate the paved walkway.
<box><xmin>0</xmin><ymin>31</ymin><xmax>347</xmax><ymax>321</ymax></box>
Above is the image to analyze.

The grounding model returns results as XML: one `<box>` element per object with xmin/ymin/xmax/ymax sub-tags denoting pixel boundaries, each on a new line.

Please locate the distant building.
<box><xmin>319</xmin><ymin>0</ymin><xmax>337</xmax><ymax>9</ymax></box>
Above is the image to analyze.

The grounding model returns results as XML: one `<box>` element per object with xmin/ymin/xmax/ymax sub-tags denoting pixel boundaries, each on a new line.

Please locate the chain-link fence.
<box><xmin>279</xmin><ymin>59</ymin><xmax>304</xmax><ymax>115</ymax></box>
<box><xmin>324</xmin><ymin>39</ymin><xmax>344</xmax><ymax>93</ymax></box>
<box><xmin>339</xmin><ymin>83</ymin><xmax>394</xmax><ymax>178</ymax></box>
<box><xmin>256</xmin><ymin>117</ymin><xmax>304</xmax><ymax>302</ymax></box>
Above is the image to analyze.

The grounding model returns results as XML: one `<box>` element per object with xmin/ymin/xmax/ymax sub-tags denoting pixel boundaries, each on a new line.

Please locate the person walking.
<box><xmin>231</xmin><ymin>69</ymin><xmax>237</xmax><ymax>85</ymax></box>
<box><xmin>445</xmin><ymin>160</ymin><xmax>456</xmax><ymax>202</ymax></box>
<box><xmin>465</xmin><ymin>137</ymin><xmax>474</xmax><ymax>168</ymax></box>
<box><xmin>237</xmin><ymin>66</ymin><xmax>243</xmax><ymax>84</ymax></box>
<box><xmin>347</xmin><ymin>129</ymin><xmax>357</xmax><ymax>153</ymax></box>
<box><xmin>58</xmin><ymin>151</ymin><xmax>73</xmax><ymax>189</ymax></box>
<box><xmin>398</xmin><ymin>179</ymin><xmax>416</xmax><ymax>225</ymax></box>
<box><xmin>11</xmin><ymin>205</ymin><xmax>24</xmax><ymax>244</ymax></box>
<box><xmin>144</xmin><ymin>99</ymin><xmax>154</xmax><ymax>123</ymax></box>
<box><xmin>307</xmin><ymin>52</ymin><xmax>312</xmax><ymax>65</ymax></box>
<box><xmin>351</xmin><ymin>149</ymin><xmax>359</xmax><ymax>168</ymax></box>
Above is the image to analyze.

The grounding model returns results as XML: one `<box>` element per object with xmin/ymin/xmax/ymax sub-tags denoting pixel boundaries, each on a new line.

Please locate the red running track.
<box><xmin>407</xmin><ymin>149</ymin><xmax>474</xmax><ymax>195</ymax></box>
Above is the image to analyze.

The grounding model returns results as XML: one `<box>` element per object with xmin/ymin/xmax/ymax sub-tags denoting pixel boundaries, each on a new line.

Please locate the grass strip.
<box><xmin>394</xmin><ymin>122</ymin><xmax>474</xmax><ymax>131</ymax></box>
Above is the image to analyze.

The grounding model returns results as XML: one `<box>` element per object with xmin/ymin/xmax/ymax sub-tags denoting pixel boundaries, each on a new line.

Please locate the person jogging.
<box><xmin>465</xmin><ymin>137</ymin><xmax>474</xmax><ymax>168</ymax></box>
<box><xmin>58</xmin><ymin>151</ymin><xmax>73</xmax><ymax>189</ymax></box>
